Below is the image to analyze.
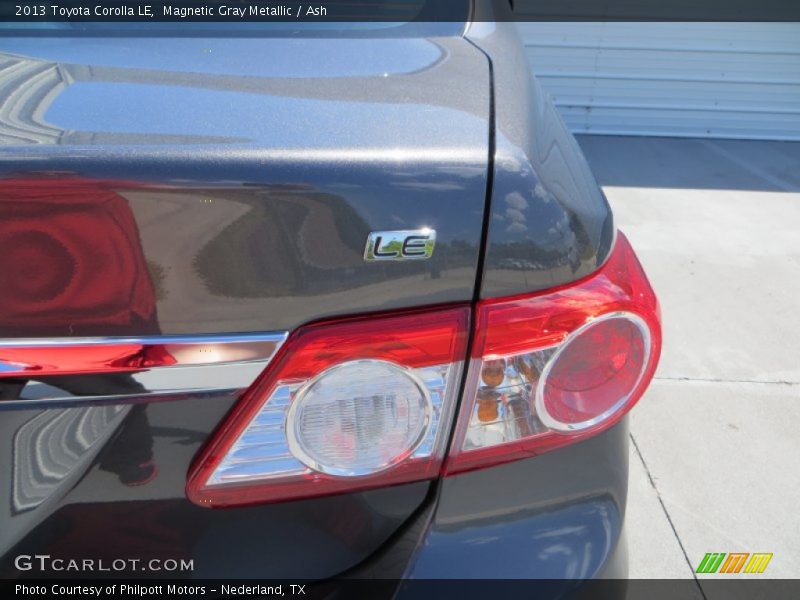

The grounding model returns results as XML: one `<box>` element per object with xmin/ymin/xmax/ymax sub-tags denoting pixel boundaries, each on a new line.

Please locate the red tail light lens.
<box><xmin>445</xmin><ymin>232</ymin><xmax>661</xmax><ymax>474</ymax></box>
<box><xmin>187</xmin><ymin>307</ymin><xmax>469</xmax><ymax>508</ymax></box>
<box><xmin>187</xmin><ymin>232</ymin><xmax>659</xmax><ymax>506</ymax></box>
<box><xmin>539</xmin><ymin>313</ymin><xmax>649</xmax><ymax>429</ymax></box>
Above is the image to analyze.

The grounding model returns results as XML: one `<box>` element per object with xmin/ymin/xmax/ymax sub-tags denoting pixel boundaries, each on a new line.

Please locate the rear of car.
<box><xmin>0</xmin><ymin>4</ymin><xmax>660</xmax><ymax>591</ymax></box>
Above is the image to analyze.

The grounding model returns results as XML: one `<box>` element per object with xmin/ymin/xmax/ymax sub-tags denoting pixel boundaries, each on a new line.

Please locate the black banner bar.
<box><xmin>4</xmin><ymin>579</ymin><xmax>800</xmax><ymax>600</ymax></box>
<box><xmin>0</xmin><ymin>0</ymin><xmax>799</xmax><ymax>24</ymax></box>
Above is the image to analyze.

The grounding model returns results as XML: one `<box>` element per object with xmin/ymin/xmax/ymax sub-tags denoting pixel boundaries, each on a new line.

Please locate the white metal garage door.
<box><xmin>515</xmin><ymin>22</ymin><xmax>800</xmax><ymax>140</ymax></box>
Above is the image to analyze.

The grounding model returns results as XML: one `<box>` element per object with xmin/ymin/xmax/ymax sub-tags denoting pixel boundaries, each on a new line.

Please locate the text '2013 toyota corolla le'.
<box><xmin>0</xmin><ymin>1</ymin><xmax>660</xmax><ymax>594</ymax></box>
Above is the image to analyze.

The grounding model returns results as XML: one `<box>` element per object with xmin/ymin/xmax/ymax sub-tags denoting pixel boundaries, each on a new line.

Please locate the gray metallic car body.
<box><xmin>0</xmin><ymin>4</ymin><xmax>626</xmax><ymax>586</ymax></box>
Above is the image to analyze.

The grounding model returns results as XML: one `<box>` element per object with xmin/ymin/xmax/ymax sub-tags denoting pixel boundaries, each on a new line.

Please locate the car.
<box><xmin>0</xmin><ymin>1</ymin><xmax>660</xmax><ymax>594</ymax></box>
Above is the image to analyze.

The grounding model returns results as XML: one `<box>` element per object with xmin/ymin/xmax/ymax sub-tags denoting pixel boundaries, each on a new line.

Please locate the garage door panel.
<box><xmin>536</xmin><ymin>76</ymin><xmax>800</xmax><ymax>113</ymax></box>
<box><xmin>527</xmin><ymin>47</ymin><xmax>800</xmax><ymax>83</ymax></box>
<box><xmin>557</xmin><ymin>105</ymin><xmax>800</xmax><ymax>140</ymax></box>
<box><xmin>517</xmin><ymin>23</ymin><xmax>800</xmax><ymax>140</ymax></box>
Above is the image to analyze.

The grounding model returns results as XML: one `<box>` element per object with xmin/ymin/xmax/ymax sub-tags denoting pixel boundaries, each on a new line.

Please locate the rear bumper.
<box><xmin>348</xmin><ymin>417</ymin><xmax>630</xmax><ymax>585</ymax></box>
<box><xmin>407</xmin><ymin>495</ymin><xmax>628</xmax><ymax>580</ymax></box>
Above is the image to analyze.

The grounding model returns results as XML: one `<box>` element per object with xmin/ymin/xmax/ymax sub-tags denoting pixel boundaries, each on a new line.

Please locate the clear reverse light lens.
<box><xmin>208</xmin><ymin>361</ymin><xmax>452</xmax><ymax>486</ymax></box>
<box><xmin>287</xmin><ymin>360</ymin><xmax>432</xmax><ymax>476</ymax></box>
<box><xmin>188</xmin><ymin>306</ymin><xmax>469</xmax><ymax>507</ymax></box>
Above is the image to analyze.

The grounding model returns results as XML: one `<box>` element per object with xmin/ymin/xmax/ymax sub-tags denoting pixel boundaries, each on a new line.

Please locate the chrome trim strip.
<box><xmin>0</xmin><ymin>332</ymin><xmax>287</xmax><ymax>350</ymax></box>
<box><xmin>0</xmin><ymin>332</ymin><xmax>287</xmax><ymax>407</ymax></box>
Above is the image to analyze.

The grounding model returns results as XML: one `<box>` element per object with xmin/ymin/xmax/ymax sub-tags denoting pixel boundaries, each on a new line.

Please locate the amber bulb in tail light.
<box><xmin>480</xmin><ymin>359</ymin><xmax>506</xmax><ymax>387</ymax></box>
<box><xmin>445</xmin><ymin>232</ymin><xmax>661</xmax><ymax>475</ymax></box>
<box><xmin>477</xmin><ymin>391</ymin><xmax>500</xmax><ymax>423</ymax></box>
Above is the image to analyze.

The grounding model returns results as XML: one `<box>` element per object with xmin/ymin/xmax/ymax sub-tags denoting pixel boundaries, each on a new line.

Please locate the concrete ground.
<box><xmin>577</xmin><ymin>136</ymin><xmax>800</xmax><ymax>584</ymax></box>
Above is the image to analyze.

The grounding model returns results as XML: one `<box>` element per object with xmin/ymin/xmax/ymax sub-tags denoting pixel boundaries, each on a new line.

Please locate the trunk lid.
<box><xmin>0</xmin><ymin>31</ymin><xmax>490</xmax><ymax>578</ymax></box>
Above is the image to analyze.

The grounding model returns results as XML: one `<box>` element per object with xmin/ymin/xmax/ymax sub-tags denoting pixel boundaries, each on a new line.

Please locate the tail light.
<box><xmin>187</xmin><ymin>232</ymin><xmax>660</xmax><ymax>507</ymax></box>
<box><xmin>446</xmin><ymin>232</ymin><xmax>661</xmax><ymax>474</ymax></box>
<box><xmin>187</xmin><ymin>307</ymin><xmax>469</xmax><ymax>507</ymax></box>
